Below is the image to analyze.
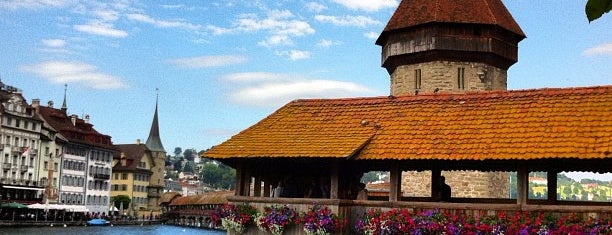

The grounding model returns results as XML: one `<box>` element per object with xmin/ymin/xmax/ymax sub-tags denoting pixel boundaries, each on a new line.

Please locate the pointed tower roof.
<box><xmin>61</xmin><ymin>84</ymin><xmax>68</xmax><ymax>112</ymax></box>
<box><xmin>145</xmin><ymin>90</ymin><xmax>165</xmax><ymax>152</ymax></box>
<box><xmin>376</xmin><ymin>0</ymin><xmax>525</xmax><ymax>45</ymax></box>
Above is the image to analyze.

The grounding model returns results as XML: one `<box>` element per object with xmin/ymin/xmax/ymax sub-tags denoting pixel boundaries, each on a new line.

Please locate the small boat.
<box><xmin>87</xmin><ymin>218</ymin><xmax>110</xmax><ymax>226</ymax></box>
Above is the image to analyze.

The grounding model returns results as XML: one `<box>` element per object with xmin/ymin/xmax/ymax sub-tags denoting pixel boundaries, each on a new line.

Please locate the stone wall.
<box><xmin>390</xmin><ymin>61</ymin><xmax>507</xmax><ymax>96</ymax></box>
<box><xmin>401</xmin><ymin>171</ymin><xmax>510</xmax><ymax>198</ymax></box>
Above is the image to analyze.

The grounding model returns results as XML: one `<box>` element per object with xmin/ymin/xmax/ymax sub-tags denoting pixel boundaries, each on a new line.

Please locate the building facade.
<box><xmin>36</xmin><ymin>92</ymin><xmax>116</xmax><ymax>214</ymax></box>
<box><xmin>0</xmin><ymin>83</ymin><xmax>45</xmax><ymax>204</ymax></box>
<box><xmin>113</xmin><ymin>142</ymin><xmax>154</xmax><ymax>217</ymax></box>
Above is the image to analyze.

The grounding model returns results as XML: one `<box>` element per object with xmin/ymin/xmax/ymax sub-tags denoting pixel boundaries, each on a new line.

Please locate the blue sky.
<box><xmin>0</xmin><ymin>0</ymin><xmax>610</xmax><ymax>159</ymax></box>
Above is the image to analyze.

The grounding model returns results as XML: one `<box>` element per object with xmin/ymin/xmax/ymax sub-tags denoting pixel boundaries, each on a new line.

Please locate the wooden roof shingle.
<box><xmin>204</xmin><ymin>86</ymin><xmax>612</xmax><ymax>161</ymax></box>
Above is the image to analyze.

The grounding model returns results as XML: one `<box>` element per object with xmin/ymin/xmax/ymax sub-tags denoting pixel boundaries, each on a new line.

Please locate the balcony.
<box><xmin>0</xmin><ymin>177</ymin><xmax>7</xmax><ymax>183</ymax></box>
<box><xmin>93</xmin><ymin>173</ymin><xmax>110</xmax><ymax>180</ymax></box>
<box><xmin>2</xmin><ymin>163</ymin><xmax>11</xmax><ymax>170</ymax></box>
<box><xmin>20</xmin><ymin>165</ymin><xmax>28</xmax><ymax>172</ymax></box>
<box><xmin>11</xmin><ymin>146</ymin><xmax>23</xmax><ymax>153</ymax></box>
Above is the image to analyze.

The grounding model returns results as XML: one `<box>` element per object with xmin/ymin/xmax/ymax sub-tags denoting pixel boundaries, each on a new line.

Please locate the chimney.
<box><xmin>32</xmin><ymin>99</ymin><xmax>40</xmax><ymax>108</ymax></box>
<box><xmin>70</xmin><ymin>114</ymin><xmax>77</xmax><ymax>126</ymax></box>
<box><xmin>136</xmin><ymin>139</ymin><xmax>141</xmax><ymax>145</ymax></box>
<box><xmin>84</xmin><ymin>115</ymin><xmax>90</xmax><ymax>124</ymax></box>
<box><xmin>120</xmin><ymin>152</ymin><xmax>127</xmax><ymax>166</ymax></box>
<box><xmin>48</xmin><ymin>100</ymin><xmax>54</xmax><ymax>108</ymax></box>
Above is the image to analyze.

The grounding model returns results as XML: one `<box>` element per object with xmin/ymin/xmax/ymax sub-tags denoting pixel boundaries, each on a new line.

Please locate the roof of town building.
<box><xmin>36</xmin><ymin>105</ymin><xmax>115</xmax><ymax>149</ymax></box>
<box><xmin>378</xmin><ymin>0</ymin><xmax>525</xmax><ymax>38</ymax></box>
<box><xmin>114</xmin><ymin>143</ymin><xmax>155</xmax><ymax>172</ymax></box>
<box><xmin>205</xmin><ymin>86</ymin><xmax>612</xmax><ymax>161</ymax></box>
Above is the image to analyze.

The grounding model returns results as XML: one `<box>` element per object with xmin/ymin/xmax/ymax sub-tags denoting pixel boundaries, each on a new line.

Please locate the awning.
<box><xmin>2</xmin><ymin>185</ymin><xmax>45</xmax><ymax>191</ymax></box>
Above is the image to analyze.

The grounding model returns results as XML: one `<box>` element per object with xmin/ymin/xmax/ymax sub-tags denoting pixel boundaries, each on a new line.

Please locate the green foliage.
<box><xmin>201</xmin><ymin>163</ymin><xmax>236</xmax><ymax>190</ymax></box>
<box><xmin>183</xmin><ymin>149</ymin><xmax>194</xmax><ymax>161</ymax></box>
<box><xmin>173</xmin><ymin>158</ymin><xmax>183</xmax><ymax>171</ymax></box>
<box><xmin>113</xmin><ymin>195</ymin><xmax>131</xmax><ymax>209</ymax></box>
<box><xmin>183</xmin><ymin>161</ymin><xmax>195</xmax><ymax>173</ymax></box>
<box><xmin>174</xmin><ymin>147</ymin><xmax>182</xmax><ymax>156</ymax></box>
<box><xmin>360</xmin><ymin>171</ymin><xmax>379</xmax><ymax>183</ymax></box>
<box><xmin>586</xmin><ymin>0</ymin><xmax>612</xmax><ymax>22</ymax></box>
<box><xmin>165</xmin><ymin>170</ymin><xmax>178</xmax><ymax>180</ymax></box>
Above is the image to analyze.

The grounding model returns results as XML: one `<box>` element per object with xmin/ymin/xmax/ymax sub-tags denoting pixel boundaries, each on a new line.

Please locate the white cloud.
<box><xmin>582</xmin><ymin>42</ymin><xmax>612</xmax><ymax>57</ymax></box>
<box><xmin>168</xmin><ymin>55</ymin><xmax>247</xmax><ymax>68</ymax></box>
<box><xmin>276</xmin><ymin>50</ymin><xmax>311</xmax><ymax>60</ymax></box>
<box><xmin>92</xmin><ymin>9</ymin><xmax>119</xmax><ymax>22</ymax></box>
<box><xmin>314</xmin><ymin>15</ymin><xmax>381</xmax><ymax>27</ymax></box>
<box><xmin>305</xmin><ymin>2</ymin><xmax>326</xmax><ymax>12</ymax></box>
<box><xmin>222</xmin><ymin>72</ymin><xmax>288</xmax><ymax>83</ymax></box>
<box><xmin>317</xmin><ymin>39</ymin><xmax>342</xmax><ymax>48</ymax></box>
<box><xmin>42</xmin><ymin>39</ymin><xmax>66</xmax><ymax>48</ymax></box>
<box><xmin>20</xmin><ymin>61</ymin><xmax>127</xmax><ymax>89</ymax></box>
<box><xmin>0</xmin><ymin>0</ymin><xmax>73</xmax><ymax>10</ymax></box>
<box><xmin>74</xmin><ymin>23</ymin><xmax>128</xmax><ymax>38</ymax></box>
<box><xmin>332</xmin><ymin>0</ymin><xmax>398</xmax><ymax>11</ymax></box>
<box><xmin>223</xmin><ymin>72</ymin><xmax>374</xmax><ymax>107</ymax></box>
<box><xmin>208</xmin><ymin>9</ymin><xmax>315</xmax><ymax>47</ymax></box>
<box><xmin>127</xmin><ymin>13</ymin><xmax>202</xmax><ymax>31</ymax></box>
<box><xmin>364</xmin><ymin>31</ymin><xmax>380</xmax><ymax>39</ymax></box>
<box><xmin>40</xmin><ymin>39</ymin><xmax>69</xmax><ymax>53</ymax></box>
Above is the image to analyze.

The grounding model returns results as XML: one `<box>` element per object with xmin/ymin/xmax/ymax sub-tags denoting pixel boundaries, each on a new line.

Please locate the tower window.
<box><xmin>457</xmin><ymin>67</ymin><xmax>466</xmax><ymax>90</ymax></box>
<box><xmin>414</xmin><ymin>69</ymin><xmax>422</xmax><ymax>90</ymax></box>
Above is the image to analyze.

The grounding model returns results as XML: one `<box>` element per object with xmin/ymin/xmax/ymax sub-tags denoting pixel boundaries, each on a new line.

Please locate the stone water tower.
<box><xmin>376</xmin><ymin>0</ymin><xmax>525</xmax><ymax>198</ymax></box>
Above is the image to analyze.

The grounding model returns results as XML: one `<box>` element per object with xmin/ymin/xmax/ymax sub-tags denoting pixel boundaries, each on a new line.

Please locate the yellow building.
<box><xmin>112</xmin><ymin>141</ymin><xmax>155</xmax><ymax>217</ymax></box>
<box><xmin>111</xmin><ymin>98</ymin><xmax>166</xmax><ymax>218</ymax></box>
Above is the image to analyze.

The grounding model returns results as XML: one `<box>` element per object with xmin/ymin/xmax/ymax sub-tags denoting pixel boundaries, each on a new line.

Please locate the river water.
<box><xmin>0</xmin><ymin>224</ymin><xmax>225</xmax><ymax>235</ymax></box>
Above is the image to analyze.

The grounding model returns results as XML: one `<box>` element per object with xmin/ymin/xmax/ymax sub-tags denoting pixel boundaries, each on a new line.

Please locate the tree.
<box><xmin>165</xmin><ymin>170</ymin><xmax>178</xmax><ymax>180</ymax></box>
<box><xmin>562</xmin><ymin>186</ymin><xmax>573</xmax><ymax>199</ymax></box>
<box><xmin>174</xmin><ymin>147</ymin><xmax>182</xmax><ymax>157</ymax></box>
<box><xmin>586</xmin><ymin>0</ymin><xmax>612</xmax><ymax>22</ymax></box>
<box><xmin>183</xmin><ymin>149</ymin><xmax>194</xmax><ymax>161</ymax></box>
<box><xmin>113</xmin><ymin>195</ymin><xmax>131</xmax><ymax>210</ymax></box>
<box><xmin>173</xmin><ymin>158</ymin><xmax>183</xmax><ymax>171</ymax></box>
<box><xmin>201</xmin><ymin>163</ymin><xmax>236</xmax><ymax>190</ymax></box>
<box><xmin>183</xmin><ymin>161</ymin><xmax>195</xmax><ymax>173</ymax></box>
<box><xmin>360</xmin><ymin>171</ymin><xmax>379</xmax><ymax>183</ymax></box>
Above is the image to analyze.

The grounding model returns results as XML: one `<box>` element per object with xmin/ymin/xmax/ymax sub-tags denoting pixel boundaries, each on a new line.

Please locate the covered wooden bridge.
<box><xmin>160</xmin><ymin>191</ymin><xmax>232</xmax><ymax>228</ymax></box>
<box><xmin>203</xmin><ymin>86</ymin><xmax>612</xmax><ymax>231</ymax></box>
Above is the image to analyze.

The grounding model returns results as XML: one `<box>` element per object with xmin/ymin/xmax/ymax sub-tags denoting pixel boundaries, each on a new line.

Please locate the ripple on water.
<box><xmin>0</xmin><ymin>224</ymin><xmax>225</xmax><ymax>235</ymax></box>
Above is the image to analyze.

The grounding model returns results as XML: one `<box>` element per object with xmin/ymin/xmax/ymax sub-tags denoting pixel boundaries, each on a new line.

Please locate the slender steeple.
<box><xmin>61</xmin><ymin>84</ymin><xmax>68</xmax><ymax>112</ymax></box>
<box><xmin>145</xmin><ymin>88</ymin><xmax>165</xmax><ymax>152</ymax></box>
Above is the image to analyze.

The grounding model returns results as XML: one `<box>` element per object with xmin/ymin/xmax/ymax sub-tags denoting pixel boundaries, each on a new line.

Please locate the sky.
<box><xmin>0</xmin><ymin>1</ymin><xmax>610</xmax><ymax>168</ymax></box>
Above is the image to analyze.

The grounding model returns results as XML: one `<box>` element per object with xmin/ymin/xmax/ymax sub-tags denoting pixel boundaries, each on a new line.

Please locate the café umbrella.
<box><xmin>1</xmin><ymin>202</ymin><xmax>27</xmax><ymax>209</ymax></box>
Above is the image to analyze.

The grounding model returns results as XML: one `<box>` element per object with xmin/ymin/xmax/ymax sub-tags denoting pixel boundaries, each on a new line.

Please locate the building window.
<box><xmin>122</xmin><ymin>173</ymin><xmax>128</xmax><ymax>180</ymax></box>
<box><xmin>457</xmin><ymin>67</ymin><xmax>466</xmax><ymax>90</ymax></box>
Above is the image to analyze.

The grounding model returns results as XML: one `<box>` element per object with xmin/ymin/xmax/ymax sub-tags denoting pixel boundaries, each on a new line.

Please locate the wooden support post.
<box><xmin>263</xmin><ymin>181</ymin><xmax>271</xmax><ymax>197</ymax></box>
<box><xmin>254</xmin><ymin>176</ymin><xmax>262</xmax><ymax>197</ymax></box>
<box><xmin>517</xmin><ymin>165</ymin><xmax>528</xmax><ymax>207</ymax></box>
<box><xmin>389</xmin><ymin>163</ymin><xmax>401</xmax><ymax>201</ymax></box>
<box><xmin>235</xmin><ymin>162</ymin><xmax>244</xmax><ymax>196</ymax></box>
<box><xmin>330</xmin><ymin>161</ymin><xmax>339</xmax><ymax>199</ymax></box>
<box><xmin>547</xmin><ymin>170</ymin><xmax>557</xmax><ymax>203</ymax></box>
<box><xmin>431</xmin><ymin>169</ymin><xmax>441</xmax><ymax>200</ymax></box>
<box><xmin>241</xmin><ymin>166</ymin><xmax>251</xmax><ymax>196</ymax></box>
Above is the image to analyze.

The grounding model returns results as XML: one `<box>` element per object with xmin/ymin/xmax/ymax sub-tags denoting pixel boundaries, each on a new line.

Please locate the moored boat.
<box><xmin>87</xmin><ymin>218</ymin><xmax>110</xmax><ymax>226</ymax></box>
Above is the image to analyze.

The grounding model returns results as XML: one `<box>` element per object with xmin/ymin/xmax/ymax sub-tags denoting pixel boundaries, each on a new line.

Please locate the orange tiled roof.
<box><xmin>380</xmin><ymin>0</ymin><xmax>525</xmax><ymax>37</ymax></box>
<box><xmin>204</xmin><ymin>86</ymin><xmax>612</xmax><ymax>161</ymax></box>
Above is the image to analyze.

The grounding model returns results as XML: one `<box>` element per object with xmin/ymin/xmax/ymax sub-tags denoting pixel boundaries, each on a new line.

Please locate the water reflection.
<box><xmin>0</xmin><ymin>224</ymin><xmax>224</xmax><ymax>235</ymax></box>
